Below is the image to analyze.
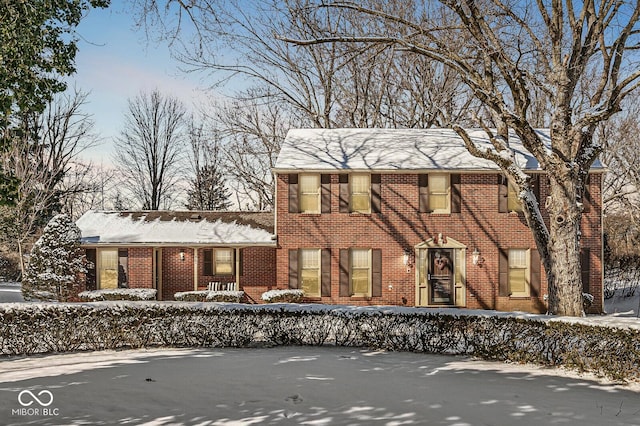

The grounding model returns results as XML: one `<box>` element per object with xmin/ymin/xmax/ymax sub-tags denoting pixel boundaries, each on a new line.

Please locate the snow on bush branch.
<box><xmin>22</xmin><ymin>214</ymin><xmax>86</xmax><ymax>302</ymax></box>
<box><xmin>79</xmin><ymin>289</ymin><xmax>157</xmax><ymax>301</ymax></box>
<box><xmin>261</xmin><ymin>289</ymin><xmax>304</xmax><ymax>303</ymax></box>
<box><xmin>174</xmin><ymin>290</ymin><xmax>244</xmax><ymax>302</ymax></box>
<box><xmin>0</xmin><ymin>303</ymin><xmax>638</xmax><ymax>381</ymax></box>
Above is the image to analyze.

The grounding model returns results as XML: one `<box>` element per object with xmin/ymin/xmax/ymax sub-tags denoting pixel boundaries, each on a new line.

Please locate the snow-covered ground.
<box><xmin>0</xmin><ymin>346</ymin><xmax>639</xmax><ymax>425</ymax></box>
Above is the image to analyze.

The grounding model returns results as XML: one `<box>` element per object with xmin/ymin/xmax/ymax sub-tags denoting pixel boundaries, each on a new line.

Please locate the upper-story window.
<box><xmin>507</xmin><ymin>179</ymin><xmax>523</xmax><ymax>212</ymax></box>
<box><xmin>299</xmin><ymin>174</ymin><xmax>320</xmax><ymax>213</ymax></box>
<box><xmin>428</xmin><ymin>174</ymin><xmax>450</xmax><ymax>213</ymax></box>
<box><xmin>419</xmin><ymin>173</ymin><xmax>460</xmax><ymax>214</ymax></box>
<box><xmin>350</xmin><ymin>174</ymin><xmax>371</xmax><ymax>213</ymax></box>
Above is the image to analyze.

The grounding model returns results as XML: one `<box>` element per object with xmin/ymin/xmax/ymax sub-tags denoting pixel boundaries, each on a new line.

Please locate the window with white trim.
<box><xmin>299</xmin><ymin>174</ymin><xmax>320</xmax><ymax>213</ymax></box>
<box><xmin>299</xmin><ymin>249</ymin><xmax>321</xmax><ymax>297</ymax></box>
<box><xmin>351</xmin><ymin>249</ymin><xmax>371</xmax><ymax>296</ymax></box>
<box><xmin>508</xmin><ymin>249</ymin><xmax>530</xmax><ymax>297</ymax></box>
<box><xmin>350</xmin><ymin>174</ymin><xmax>371</xmax><ymax>213</ymax></box>
<box><xmin>214</xmin><ymin>249</ymin><xmax>234</xmax><ymax>275</ymax></box>
<box><xmin>428</xmin><ymin>174</ymin><xmax>450</xmax><ymax>213</ymax></box>
<box><xmin>507</xmin><ymin>179</ymin><xmax>523</xmax><ymax>212</ymax></box>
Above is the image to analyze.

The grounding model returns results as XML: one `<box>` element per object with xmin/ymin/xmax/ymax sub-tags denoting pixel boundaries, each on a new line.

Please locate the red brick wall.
<box><xmin>276</xmin><ymin>172</ymin><xmax>603</xmax><ymax>313</ymax></box>
<box><xmin>128</xmin><ymin>248</ymin><xmax>153</xmax><ymax>289</ymax></box>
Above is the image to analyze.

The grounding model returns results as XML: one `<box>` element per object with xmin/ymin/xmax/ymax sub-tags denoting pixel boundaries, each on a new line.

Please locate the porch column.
<box><xmin>235</xmin><ymin>248</ymin><xmax>240</xmax><ymax>290</ymax></box>
<box><xmin>193</xmin><ymin>248</ymin><xmax>199</xmax><ymax>291</ymax></box>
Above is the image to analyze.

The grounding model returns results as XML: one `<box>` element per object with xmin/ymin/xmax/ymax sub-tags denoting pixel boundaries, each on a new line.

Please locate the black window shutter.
<box><xmin>418</xmin><ymin>174</ymin><xmax>430</xmax><ymax>213</ymax></box>
<box><xmin>371</xmin><ymin>249</ymin><xmax>382</xmax><ymax>297</ymax></box>
<box><xmin>498</xmin><ymin>175</ymin><xmax>508</xmax><ymax>213</ymax></box>
<box><xmin>321</xmin><ymin>174</ymin><xmax>331</xmax><ymax>213</ymax></box>
<box><xmin>371</xmin><ymin>174</ymin><xmax>381</xmax><ymax>213</ymax></box>
<box><xmin>289</xmin><ymin>173</ymin><xmax>299</xmax><ymax>213</ymax></box>
<box><xmin>239</xmin><ymin>248</ymin><xmax>244</xmax><ymax>276</ymax></box>
<box><xmin>289</xmin><ymin>249</ymin><xmax>299</xmax><ymax>289</ymax></box>
<box><xmin>529</xmin><ymin>174</ymin><xmax>540</xmax><ymax>206</ymax></box>
<box><xmin>530</xmin><ymin>248</ymin><xmax>541</xmax><ymax>297</ymax></box>
<box><xmin>583</xmin><ymin>174</ymin><xmax>592</xmax><ymax>213</ymax></box>
<box><xmin>499</xmin><ymin>248</ymin><xmax>509</xmax><ymax>296</ymax></box>
<box><xmin>118</xmin><ymin>248</ymin><xmax>128</xmax><ymax>288</ymax></box>
<box><xmin>339</xmin><ymin>174</ymin><xmax>350</xmax><ymax>213</ymax></box>
<box><xmin>203</xmin><ymin>249</ymin><xmax>213</xmax><ymax>276</ymax></box>
<box><xmin>85</xmin><ymin>248</ymin><xmax>97</xmax><ymax>291</ymax></box>
<box><xmin>581</xmin><ymin>248</ymin><xmax>591</xmax><ymax>293</ymax></box>
<box><xmin>451</xmin><ymin>174</ymin><xmax>461</xmax><ymax>213</ymax></box>
<box><xmin>321</xmin><ymin>249</ymin><xmax>331</xmax><ymax>297</ymax></box>
<box><xmin>339</xmin><ymin>249</ymin><xmax>350</xmax><ymax>296</ymax></box>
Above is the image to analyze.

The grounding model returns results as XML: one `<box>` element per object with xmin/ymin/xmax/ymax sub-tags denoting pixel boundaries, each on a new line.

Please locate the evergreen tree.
<box><xmin>22</xmin><ymin>214</ymin><xmax>85</xmax><ymax>301</ymax></box>
<box><xmin>185</xmin><ymin>164</ymin><xmax>232</xmax><ymax>211</ymax></box>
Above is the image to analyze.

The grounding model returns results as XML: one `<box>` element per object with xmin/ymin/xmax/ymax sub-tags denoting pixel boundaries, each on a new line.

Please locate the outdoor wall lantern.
<box><xmin>472</xmin><ymin>248</ymin><xmax>483</xmax><ymax>266</ymax></box>
<box><xmin>180</xmin><ymin>249</ymin><xmax>185</xmax><ymax>261</ymax></box>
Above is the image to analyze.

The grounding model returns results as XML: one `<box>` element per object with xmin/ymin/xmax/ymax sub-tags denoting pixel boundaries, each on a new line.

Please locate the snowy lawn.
<box><xmin>0</xmin><ymin>346</ymin><xmax>638</xmax><ymax>425</ymax></box>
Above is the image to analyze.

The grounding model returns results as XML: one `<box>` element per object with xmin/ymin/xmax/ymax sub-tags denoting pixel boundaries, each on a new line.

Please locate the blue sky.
<box><xmin>68</xmin><ymin>1</ymin><xmax>208</xmax><ymax>164</ymax></box>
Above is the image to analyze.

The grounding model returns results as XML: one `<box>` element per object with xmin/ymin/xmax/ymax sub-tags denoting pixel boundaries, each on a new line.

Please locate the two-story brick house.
<box><xmin>273</xmin><ymin>128</ymin><xmax>603</xmax><ymax>313</ymax></box>
<box><xmin>77</xmin><ymin>128</ymin><xmax>603</xmax><ymax>313</ymax></box>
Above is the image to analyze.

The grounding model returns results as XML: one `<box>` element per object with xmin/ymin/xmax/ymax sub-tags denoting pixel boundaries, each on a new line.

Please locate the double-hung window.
<box><xmin>351</xmin><ymin>174</ymin><xmax>371</xmax><ymax>213</ymax></box>
<box><xmin>299</xmin><ymin>249</ymin><xmax>321</xmax><ymax>297</ymax></box>
<box><xmin>204</xmin><ymin>248</ymin><xmax>234</xmax><ymax>276</ymax></box>
<box><xmin>299</xmin><ymin>174</ymin><xmax>320</xmax><ymax>213</ymax></box>
<box><xmin>351</xmin><ymin>249</ymin><xmax>371</xmax><ymax>296</ymax></box>
<box><xmin>215</xmin><ymin>249</ymin><xmax>234</xmax><ymax>275</ymax></box>
<box><xmin>428</xmin><ymin>174</ymin><xmax>450</xmax><ymax>213</ymax></box>
<box><xmin>508</xmin><ymin>249</ymin><xmax>530</xmax><ymax>297</ymax></box>
<box><xmin>507</xmin><ymin>180</ymin><xmax>523</xmax><ymax>212</ymax></box>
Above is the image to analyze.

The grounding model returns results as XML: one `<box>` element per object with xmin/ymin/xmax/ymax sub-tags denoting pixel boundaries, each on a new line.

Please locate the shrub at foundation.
<box><xmin>0</xmin><ymin>303</ymin><xmax>638</xmax><ymax>382</ymax></box>
<box><xmin>79</xmin><ymin>289</ymin><xmax>157</xmax><ymax>301</ymax></box>
<box><xmin>261</xmin><ymin>289</ymin><xmax>304</xmax><ymax>303</ymax></box>
<box><xmin>174</xmin><ymin>290</ymin><xmax>244</xmax><ymax>303</ymax></box>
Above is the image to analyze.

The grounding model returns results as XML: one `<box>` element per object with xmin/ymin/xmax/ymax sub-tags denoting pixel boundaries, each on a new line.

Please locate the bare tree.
<box><xmin>113</xmin><ymin>90</ymin><xmax>187</xmax><ymax>210</ymax></box>
<box><xmin>185</xmin><ymin>120</ymin><xmax>232</xmax><ymax>210</ymax></box>
<box><xmin>281</xmin><ymin>1</ymin><xmax>640</xmax><ymax>316</ymax></box>
<box><xmin>0</xmin><ymin>89</ymin><xmax>97</xmax><ymax>273</ymax></box>
<box><xmin>60</xmin><ymin>162</ymin><xmax>118</xmax><ymax>218</ymax></box>
<box><xmin>211</xmin><ymin>96</ymin><xmax>292</xmax><ymax>210</ymax></box>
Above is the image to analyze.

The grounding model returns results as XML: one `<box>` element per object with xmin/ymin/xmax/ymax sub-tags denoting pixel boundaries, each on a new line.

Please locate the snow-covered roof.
<box><xmin>274</xmin><ymin>128</ymin><xmax>605</xmax><ymax>172</ymax></box>
<box><xmin>76</xmin><ymin>211</ymin><xmax>275</xmax><ymax>246</ymax></box>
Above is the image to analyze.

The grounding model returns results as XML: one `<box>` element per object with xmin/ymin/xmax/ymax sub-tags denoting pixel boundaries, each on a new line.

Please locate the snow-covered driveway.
<box><xmin>0</xmin><ymin>346</ymin><xmax>638</xmax><ymax>425</ymax></box>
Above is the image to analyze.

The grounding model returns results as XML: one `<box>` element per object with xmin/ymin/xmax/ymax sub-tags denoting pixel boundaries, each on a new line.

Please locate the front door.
<box><xmin>428</xmin><ymin>249</ymin><xmax>454</xmax><ymax>305</ymax></box>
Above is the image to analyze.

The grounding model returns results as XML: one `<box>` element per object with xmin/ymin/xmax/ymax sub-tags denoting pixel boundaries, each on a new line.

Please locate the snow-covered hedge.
<box><xmin>261</xmin><ymin>289</ymin><xmax>304</xmax><ymax>303</ymax></box>
<box><xmin>174</xmin><ymin>290</ymin><xmax>244</xmax><ymax>303</ymax></box>
<box><xmin>0</xmin><ymin>303</ymin><xmax>639</xmax><ymax>382</ymax></box>
<box><xmin>79</xmin><ymin>289</ymin><xmax>157</xmax><ymax>302</ymax></box>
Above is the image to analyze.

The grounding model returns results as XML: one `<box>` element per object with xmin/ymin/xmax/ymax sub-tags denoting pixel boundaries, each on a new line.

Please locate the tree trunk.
<box><xmin>545</xmin><ymin>174</ymin><xmax>584</xmax><ymax>316</ymax></box>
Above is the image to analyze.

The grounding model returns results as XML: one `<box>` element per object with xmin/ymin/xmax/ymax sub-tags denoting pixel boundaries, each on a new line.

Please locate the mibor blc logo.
<box><xmin>12</xmin><ymin>390</ymin><xmax>60</xmax><ymax>416</ymax></box>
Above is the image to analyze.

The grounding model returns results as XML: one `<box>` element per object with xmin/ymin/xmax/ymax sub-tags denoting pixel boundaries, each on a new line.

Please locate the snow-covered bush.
<box><xmin>22</xmin><ymin>214</ymin><xmax>86</xmax><ymax>302</ymax></box>
<box><xmin>174</xmin><ymin>290</ymin><xmax>245</xmax><ymax>303</ymax></box>
<box><xmin>0</xmin><ymin>303</ymin><xmax>639</xmax><ymax>381</ymax></box>
<box><xmin>261</xmin><ymin>289</ymin><xmax>304</xmax><ymax>303</ymax></box>
<box><xmin>79</xmin><ymin>289</ymin><xmax>157</xmax><ymax>301</ymax></box>
<box><xmin>582</xmin><ymin>292</ymin><xmax>594</xmax><ymax>310</ymax></box>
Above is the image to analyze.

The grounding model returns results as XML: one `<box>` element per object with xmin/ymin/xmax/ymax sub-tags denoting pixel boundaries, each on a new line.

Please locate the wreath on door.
<box><xmin>434</xmin><ymin>255</ymin><xmax>449</xmax><ymax>270</ymax></box>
